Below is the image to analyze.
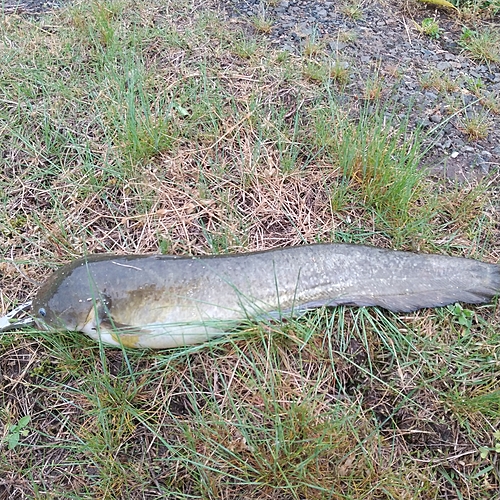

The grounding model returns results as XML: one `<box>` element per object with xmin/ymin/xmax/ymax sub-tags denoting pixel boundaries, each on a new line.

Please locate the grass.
<box><xmin>1</xmin><ymin>0</ymin><xmax>500</xmax><ymax>498</ymax></box>
<box><xmin>451</xmin><ymin>0</ymin><xmax>500</xmax><ymax>16</ymax></box>
<box><xmin>460</xmin><ymin>112</ymin><xmax>491</xmax><ymax>140</ymax></box>
<box><xmin>414</xmin><ymin>17</ymin><xmax>442</xmax><ymax>39</ymax></box>
<box><xmin>341</xmin><ymin>1</ymin><xmax>364</xmax><ymax>20</ymax></box>
<box><xmin>459</xmin><ymin>27</ymin><xmax>500</xmax><ymax>63</ymax></box>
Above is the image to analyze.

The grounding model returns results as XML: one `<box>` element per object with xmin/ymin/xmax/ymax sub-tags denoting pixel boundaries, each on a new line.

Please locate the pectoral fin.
<box><xmin>81</xmin><ymin>295</ymin><xmax>147</xmax><ymax>348</ymax></box>
<box><xmin>99</xmin><ymin>318</ymin><xmax>145</xmax><ymax>348</ymax></box>
<box><xmin>110</xmin><ymin>331</ymin><xmax>141</xmax><ymax>348</ymax></box>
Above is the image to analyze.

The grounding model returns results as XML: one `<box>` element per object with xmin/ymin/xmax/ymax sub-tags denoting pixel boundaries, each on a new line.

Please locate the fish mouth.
<box><xmin>34</xmin><ymin>316</ymin><xmax>53</xmax><ymax>331</ymax></box>
<box><xmin>33</xmin><ymin>306</ymin><xmax>88</xmax><ymax>332</ymax></box>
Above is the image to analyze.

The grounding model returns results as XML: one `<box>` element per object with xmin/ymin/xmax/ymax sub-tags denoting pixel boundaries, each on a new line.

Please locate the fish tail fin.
<box><xmin>366</xmin><ymin>259</ymin><xmax>500</xmax><ymax>313</ymax></box>
<box><xmin>312</xmin><ymin>247</ymin><xmax>500</xmax><ymax>313</ymax></box>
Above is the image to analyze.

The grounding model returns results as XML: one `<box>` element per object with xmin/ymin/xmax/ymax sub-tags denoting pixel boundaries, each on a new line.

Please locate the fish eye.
<box><xmin>38</xmin><ymin>308</ymin><xmax>47</xmax><ymax>317</ymax></box>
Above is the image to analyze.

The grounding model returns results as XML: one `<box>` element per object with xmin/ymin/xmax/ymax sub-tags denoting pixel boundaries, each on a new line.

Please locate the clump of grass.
<box><xmin>451</xmin><ymin>0</ymin><xmax>500</xmax><ymax>17</ymax></box>
<box><xmin>341</xmin><ymin>1</ymin><xmax>364</xmax><ymax>19</ymax></box>
<box><xmin>329</xmin><ymin>59</ymin><xmax>350</xmax><ymax>85</ymax></box>
<box><xmin>302</xmin><ymin>58</ymin><xmax>350</xmax><ymax>86</ymax></box>
<box><xmin>459</xmin><ymin>27</ymin><xmax>500</xmax><ymax>63</ymax></box>
<box><xmin>465</xmin><ymin>75</ymin><xmax>485</xmax><ymax>95</ymax></box>
<box><xmin>336</xmin><ymin>29</ymin><xmax>358</xmax><ymax>43</ymax></box>
<box><xmin>251</xmin><ymin>16</ymin><xmax>273</xmax><ymax>34</ymax></box>
<box><xmin>460</xmin><ymin>112</ymin><xmax>491</xmax><ymax>139</ymax></box>
<box><xmin>251</xmin><ymin>4</ymin><xmax>274</xmax><ymax>34</ymax></box>
<box><xmin>302</xmin><ymin>60</ymin><xmax>328</xmax><ymax>82</ymax></box>
<box><xmin>303</xmin><ymin>38</ymin><xmax>324</xmax><ymax>57</ymax></box>
<box><xmin>312</xmin><ymin>103</ymin><xmax>436</xmax><ymax>243</ymax></box>
<box><xmin>363</xmin><ymin>74</ymin><xmax>385</xmax><ymax>100</ymax></box>
<box><xmin>414</xmin><ymin>17</ymin><xmax>442</xmax><ymax>39</ymax></box>
<box><xmin>419</xmin><ymin>69</ymin><xmax>459</xmax><ymax>92</ymax></box>
<box><xmin>233</xmin><ymin>36</ymin><xmax>259</xmax><ymax>59</ymax></box>
<box><xmin>479</xmin><ymin>91</ymin><xmax>500</xmax><ymax>114</ymax></box>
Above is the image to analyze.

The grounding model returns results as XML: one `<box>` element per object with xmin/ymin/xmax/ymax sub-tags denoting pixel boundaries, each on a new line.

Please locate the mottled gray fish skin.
<box><xmin>32</xmin><ymin>244</ymin><xmax>500</xmax><ymax>349</ymax></box>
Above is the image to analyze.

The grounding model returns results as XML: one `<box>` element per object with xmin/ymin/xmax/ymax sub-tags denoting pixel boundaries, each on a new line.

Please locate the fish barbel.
<box><xmin>32</xmin><ymin>244</ymin><xmax>500</xmax><ymax>349</ymax></box>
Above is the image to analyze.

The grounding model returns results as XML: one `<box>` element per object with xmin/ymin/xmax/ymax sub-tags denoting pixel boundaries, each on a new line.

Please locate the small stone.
<box><xmin>473</xmin><ymin>155</ymin><xmax>490</xmax><ymax>174</ymax></box>
<box><xmin>329</xmin><ymin>41</ymin><xmax>346</xmax><ymax>51</ymax></box>
<box><xmin>298</xmin><ymin>27</ymin><xmax>312</xmax><ymax>37</ymax></box>
<box><xmin>436</xmin><ymin>61</ymin><xmax>450</xmax><ymax>71</ymax></box>
<box><xmin>418</xmin><ymin>118</ymin><xmax>432</xmax><ymax>128</ymax></box>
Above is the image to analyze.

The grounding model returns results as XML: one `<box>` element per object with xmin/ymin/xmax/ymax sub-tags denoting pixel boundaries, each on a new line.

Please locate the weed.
<box><xmin>415</xmin><ymin>17</ymin><xmax>441</xmax><ymax>39</ymax></box>
<box><xmin>3</xmin><ymin>415</ymin><xmax>31</xmax><ymax>450</ymax></box>
<box><xmin>447</xmin><ymin>302</ymin><xmax>474</xmax><ymax>330</ymax></box>
<box><xmin>479</xmin><ymin>430</ymin><xmax>500</xmax><ymax>458</ymax></box>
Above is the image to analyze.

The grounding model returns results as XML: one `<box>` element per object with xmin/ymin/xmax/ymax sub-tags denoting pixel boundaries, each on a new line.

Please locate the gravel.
<box><xmin>221</xmin><ymin>0</ymin><xmax>500</xmax><ymax>182</ymax></box>
<box><xmin>3</xmin><ymin>0</ymin><xmax>66</xmax><ymax>13</ymax></box>
<box><xmin>4</xmin><ymin>0</ymin><xmax>500</xmax><ymax>182</ymax></box>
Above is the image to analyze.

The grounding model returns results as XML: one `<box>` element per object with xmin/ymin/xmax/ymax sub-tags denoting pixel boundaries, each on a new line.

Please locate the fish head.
<box><xmin>32</xmin><ymin>258</ymin><xmax>101</xmax><ymax>332</ymax></box>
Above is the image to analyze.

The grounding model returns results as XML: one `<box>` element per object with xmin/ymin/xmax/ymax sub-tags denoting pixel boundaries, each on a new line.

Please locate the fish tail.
<box><xmin>306</xmin><ymin>245</ymin><xmax>500</xmax><ymax>313</ymax></box>
<box><xmin>359</xmin><ymin>254</ymin><xmax>500</xmax><ymax>313</ymax></box>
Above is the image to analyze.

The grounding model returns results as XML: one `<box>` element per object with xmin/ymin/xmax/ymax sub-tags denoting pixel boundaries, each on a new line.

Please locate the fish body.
<box><xmin>33</xmin><ymin>244</ymin><xmax>500</xmax><ymax>348</ymax></box>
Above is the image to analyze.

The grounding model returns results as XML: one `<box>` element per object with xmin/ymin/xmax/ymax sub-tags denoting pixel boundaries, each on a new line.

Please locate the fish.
<box><xmin>32</xmin><ymin>244</ymin><xmax>500</xmax><ymax>349</ymax></box>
